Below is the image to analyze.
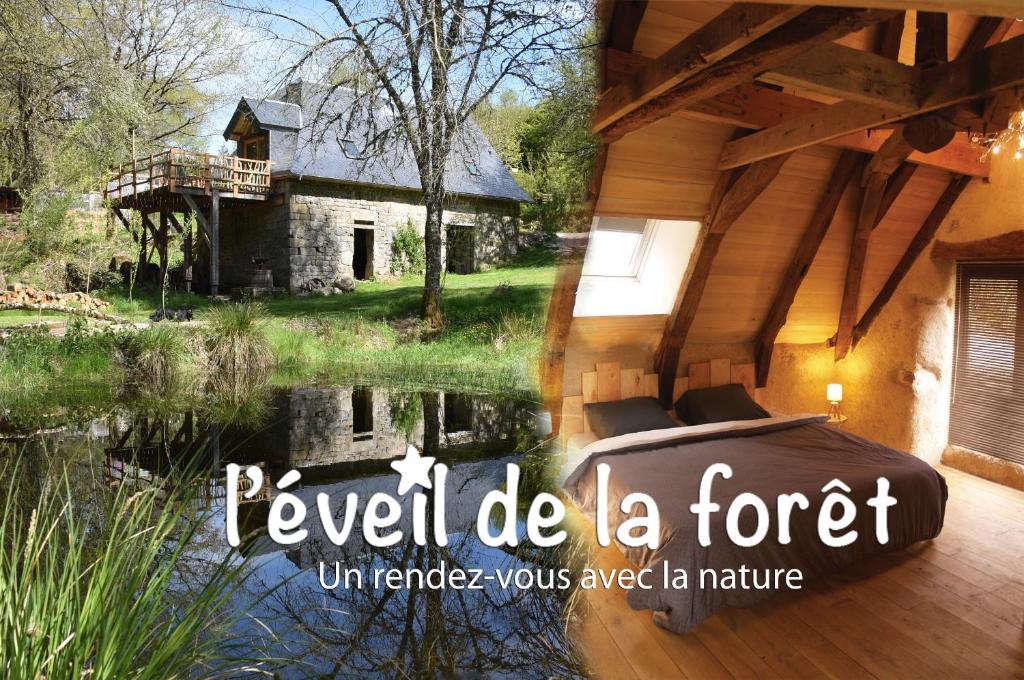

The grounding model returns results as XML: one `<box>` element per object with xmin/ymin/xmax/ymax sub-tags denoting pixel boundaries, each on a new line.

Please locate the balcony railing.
<box><xmin>105</xmin><ymin>149</ymin><xmax>272</xmax><ymax>200</ymax></box>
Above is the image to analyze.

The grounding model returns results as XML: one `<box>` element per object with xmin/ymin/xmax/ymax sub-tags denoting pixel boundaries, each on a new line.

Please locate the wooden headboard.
<box><xmin>560</xmin><ymin>358</ymin><xmax>757</xmax><ymax>441</ymax></box>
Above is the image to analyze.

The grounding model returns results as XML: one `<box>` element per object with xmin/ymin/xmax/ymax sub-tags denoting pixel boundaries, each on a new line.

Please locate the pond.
<box><xmin>1</xmin><ymin>385</ymin><xmax>590</xmax><ymax>678</ymax></box>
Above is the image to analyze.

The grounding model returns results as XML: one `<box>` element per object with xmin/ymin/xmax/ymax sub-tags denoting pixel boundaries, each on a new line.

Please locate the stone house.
<box><xmin>211</xmin><ymin>81</ymin><xmax>530</xmax><ymax>293</ymax></box>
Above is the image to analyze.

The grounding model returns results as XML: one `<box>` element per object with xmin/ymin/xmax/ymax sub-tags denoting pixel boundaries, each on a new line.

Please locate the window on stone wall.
<box><xmin>950</xmin><ymin>262</ymin><xmax>1024</xmax><ymax>464</ymax></box>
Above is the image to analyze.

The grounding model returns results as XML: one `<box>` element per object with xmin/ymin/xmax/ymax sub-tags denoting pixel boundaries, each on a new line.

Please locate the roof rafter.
<box><xmin>600</xmin><ymin>7</ymin><xmax>897</xmax><ymax>142</ymax></box>
<box><xmin>594</xmin><ymin>3</ymin><xmax>808</xmax><ymax>132</ymax></box>
<box><xmin>700</xmin><ymin>0</ymin><xmax>1023</xmax><ymax>18</ymax></box>
<box><xmin>754</xmin><ymin>150</ymin><xmax>863</xmax><ymax>387</ymax></box>
<box><xmin>853</xmin><ymin>175</ymin><xmax>971</xmax><ymax>347</ymax></box>
<box><xmin>655</xmin><ymin>152</ymin><xmax>792</xmax><ymax>403</ymax></box>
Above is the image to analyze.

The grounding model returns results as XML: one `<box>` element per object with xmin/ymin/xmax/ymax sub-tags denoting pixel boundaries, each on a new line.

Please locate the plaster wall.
<box><xmin>762</xmin><ymin>155</ymin><xmax>1024</xmax><ymax>466</ymax></box>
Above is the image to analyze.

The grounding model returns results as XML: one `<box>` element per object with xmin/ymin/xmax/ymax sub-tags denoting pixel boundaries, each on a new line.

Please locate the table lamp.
<box><xmin>826</xmin><ymin>383</ymin><xmax>843</xmax><ymax>421</ymax></box>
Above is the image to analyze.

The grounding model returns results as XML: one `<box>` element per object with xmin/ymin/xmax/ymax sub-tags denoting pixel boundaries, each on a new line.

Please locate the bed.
<box><xmin>560</xmin><ymin>359</ymin><xmax>948</xmax><ymax>634</ymax></box>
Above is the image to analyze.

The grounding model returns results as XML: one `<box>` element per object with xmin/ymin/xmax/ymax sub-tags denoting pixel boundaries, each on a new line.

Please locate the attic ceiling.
<box><xmin>583</xmin><ymin>0</ymin><xmax>1024</xmax><ymax>401</ymax></box>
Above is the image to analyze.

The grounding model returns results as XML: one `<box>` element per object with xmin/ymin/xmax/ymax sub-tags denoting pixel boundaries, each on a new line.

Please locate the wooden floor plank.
<box><xmin>722</xmin><ymin>608</ymin><xmax>831</xmax><ymax>680</ymax></box>
<box><xmin>692</xmin><ymin>616</ymin><xmax>784</xmax><ymax>679</ymax></box>
<box><xmin>573</xmin><ymin>466</ymin><xmax>1024</xmax><ymax>680</ymax></box>
<box><xmin>574</xmin><ymin>604</ymin><xmax>642</xmax><ymax>680</ymax></box>
<box><xmin>828</xmin><ymin>573</ymin><xmax>1019</xmax><ymax>677</ymax></box>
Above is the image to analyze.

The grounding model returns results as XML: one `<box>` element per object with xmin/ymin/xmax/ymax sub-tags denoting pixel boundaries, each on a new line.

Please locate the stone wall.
<box><xmin>762</xmin><ymin>154</ymin><xmax>1024</xmax><ymax>473</ymax></box>
<box><xmin>286</xmin><ymin>386</ymin><xmax>417</xmax><ymax>468</ymax></box>
<box><xmin>219</xmin><ymin>179</ymin><xmax>519</xmax><ymax>292</ymax></box>
<box><xmin>218</xmin><ymin>199</ymin><xmax>291</xmax><ymax>290</ymax></box>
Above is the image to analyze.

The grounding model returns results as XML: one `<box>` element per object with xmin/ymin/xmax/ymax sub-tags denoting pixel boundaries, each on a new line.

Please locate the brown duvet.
<box><xmin>562</xmin><ymin>415</ymin><xmax>948</xmax><ymax>633</ymax></box>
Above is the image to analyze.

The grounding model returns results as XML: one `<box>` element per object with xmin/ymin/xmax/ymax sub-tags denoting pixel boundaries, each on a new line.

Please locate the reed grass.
<box><xmin>0</xmin><ymin>464</ymin><xmax>257</xmax><ymax>679</ymax></box>
<box><xmin>203</xmin><ymin>302</ymin><xmax>275</xmax><ymax>391</ymax></box>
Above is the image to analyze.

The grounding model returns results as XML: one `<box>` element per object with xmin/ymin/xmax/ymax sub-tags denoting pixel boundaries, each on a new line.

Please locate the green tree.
<box><xmin>518</xmin><ymin>32</ymin><xmax>599</xmax><ymax>233</ymax></box>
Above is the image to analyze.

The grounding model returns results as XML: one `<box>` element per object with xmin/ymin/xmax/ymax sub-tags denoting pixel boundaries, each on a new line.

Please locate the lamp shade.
<box><xmin>826</xmin><ymin>383</ymin><xmax>843</xmax><ymax>402</ymax></box>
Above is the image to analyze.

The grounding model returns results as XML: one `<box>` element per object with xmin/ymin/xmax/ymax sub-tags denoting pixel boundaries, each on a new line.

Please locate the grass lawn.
<box><xmin>0</xmin><ymin>249</ymin><xmax>557</xmax><ymax>397</ymax></box>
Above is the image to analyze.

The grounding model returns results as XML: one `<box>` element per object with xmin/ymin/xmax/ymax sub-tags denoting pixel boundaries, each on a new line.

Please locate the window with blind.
<box><xmin>950</xmin><ymin>263</ymin><xmax>1024</xmax><ymax>464</ymax></box>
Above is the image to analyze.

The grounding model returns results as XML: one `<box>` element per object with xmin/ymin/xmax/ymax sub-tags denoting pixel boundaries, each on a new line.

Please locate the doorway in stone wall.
<box><xmin>446</xmin><ymin>224</ymin><xmax>475</xmax><ymax>274</ymax></box>
<box><xmin>353</xmin><ymin>227</ymin><xmax>374</xmax><ymax>279</ymax></box>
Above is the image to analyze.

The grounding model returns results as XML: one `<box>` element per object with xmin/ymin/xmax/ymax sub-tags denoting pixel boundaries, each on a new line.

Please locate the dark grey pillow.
<box><xmin>584</xmin><ymin>397</ymin><xmax>678</xmax><ymax>439</ymax></box>
<box><xmin>674</xmin><ymin>383</ymin><xmax>769</xmax><ymax>425</ymax></box>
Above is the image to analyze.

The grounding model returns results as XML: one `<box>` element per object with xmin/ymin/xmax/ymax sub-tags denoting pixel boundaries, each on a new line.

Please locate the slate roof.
<box><xmin>224</xmin><ymin>82</ymin><xmax>531</xmax><ymax>203</ymax></box>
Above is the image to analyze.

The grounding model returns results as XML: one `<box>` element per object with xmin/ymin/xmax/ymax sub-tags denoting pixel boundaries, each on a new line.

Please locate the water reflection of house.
<box><xmin>279</xmin><ymin>386</ymin><xmax>527</xmax><ymax>469</ymax></box>
<box><xmin>96</xmin><ymin>387</ymin><xmax>534</xmax><ymax>548</ymax></box>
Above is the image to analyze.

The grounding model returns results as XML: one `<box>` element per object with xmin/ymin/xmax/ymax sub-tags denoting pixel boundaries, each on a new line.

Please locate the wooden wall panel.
<box><xmin>688</xmin><ymin>362</ymin><xmax>711</xmax><ymax>390</ymax></box>
<box><xmin>596</xmin><ymin>362</ymin><xmax>622</xmax><ymax>402</ymax></box>
<box><xmin>562</xmin><ymin>396</ymin><xmax>584</xmax><ymax>439</ymax></box>
<box><xmin>709</xmin><ymin>358</ymin><xmax>731</xmax><ymax>386</ymax></box>
<box><xmin>621</xmin><ymin>368</ymin><xmax>645</xmax><ymax>399</ymax></box>
<box><xmin>731</xmin><ymin>363</ymin><xmax>757</xmax><ymax>399</ymax></box>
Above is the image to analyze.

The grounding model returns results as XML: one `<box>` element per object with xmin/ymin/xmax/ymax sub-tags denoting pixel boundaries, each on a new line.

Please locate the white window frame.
<box><xmin>582</xmin><ymin>217</ymin><xmax>656</xmax><ymax>281</ymax></box>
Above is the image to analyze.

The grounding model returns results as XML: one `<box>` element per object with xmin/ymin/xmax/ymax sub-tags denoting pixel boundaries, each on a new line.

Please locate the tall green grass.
<box><xmin>203</xmin><ymin>302</ymin><xmax>275</xmax><ymax>391</ymax></box>
<box><xmin>0</xmin><ymin>464</ymin><xmax>255</xmax><ymax>679</ymax></box>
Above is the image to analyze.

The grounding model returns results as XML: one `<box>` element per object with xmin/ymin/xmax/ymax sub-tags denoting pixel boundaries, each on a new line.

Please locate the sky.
<box><xmin>196</xmin><ymin>0</ymin><xmax>580</xmax><ymax>151</ymax></box>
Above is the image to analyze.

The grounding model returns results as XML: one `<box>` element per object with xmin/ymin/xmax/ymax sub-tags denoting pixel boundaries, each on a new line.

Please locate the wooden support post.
<box><xmin>184</xmin><ymin>219</ymin><xmax>193</xmax><ymax>294</ymax></box>
<box><xmin>754</xmin><ymin>151</ymin><xmax>863</xmax><ymax>387</ymax></box>
<box><xmin>210</xmin><ymin>190</ymin><xmax>220</xmax><ymax>297</ymax></box>
<box><xmin>853</xmin><ymin>175</ymin><xmax>970</xmax><ymax>346</ymax></box>
<box><xmin>158</xmin><ymin>211</ymin><xmax>169</xmax><ymax>308</ymax></box>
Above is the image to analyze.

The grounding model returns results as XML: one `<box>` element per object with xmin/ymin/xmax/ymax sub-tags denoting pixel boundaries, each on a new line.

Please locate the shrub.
<box><xmin>390</xmin><ymin>219</ymin><xmax>425</xmax><ymax>275</ymax></box>
<box><xmin>203</xmin><ymin>302</ymin><xmax>275</xmax><ymax>389</ymax></box>
<box><xmin>114</xmin><ymin>324</ymin><xmax>191</xmax><ymax>389</ymax></box>
<box><xmin>64</xmin><ymin>260</ymin><xmax>121</xmax><ymax>293</ymax></box>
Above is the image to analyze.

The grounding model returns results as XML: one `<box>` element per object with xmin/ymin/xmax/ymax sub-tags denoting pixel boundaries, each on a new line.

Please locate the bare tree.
<box><xmin>234</xmin><ymin>0</ymin><xmax>590</xmax><ymax>327</ymax></box>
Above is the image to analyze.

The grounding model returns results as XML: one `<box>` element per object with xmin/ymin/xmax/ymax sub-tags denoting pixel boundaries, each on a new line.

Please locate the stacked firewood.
<box><xmin>0</xmin><ymin>283</ymin><xmax>112</xmax><ymax>310</ymax></box>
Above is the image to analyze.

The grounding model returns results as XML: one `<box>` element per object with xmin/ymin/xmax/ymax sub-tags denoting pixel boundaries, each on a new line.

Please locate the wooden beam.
<box><xmin>602</xmin><ymin>51</ymin><xmax>988</xmax><ymax>177</ymax></box>
<box><xmin>210</xmin><ymin>191</ymin><xmax>220</xmax><ymax>297</ymax></box>
<box><xmin>601</xmin><ymin>7</ymin><xmax>895</xmax><ymax>142</ymax></box>
<box><xmin>181</xmin><ymin>193</ymin><xmax>211</xmax><ymax>242</ymax></box>
<box><xmin>719</xmin><ymin>35</ymin><xmax>1024</xmax><ymax>168</ymax></box>
<box><xmin>540</xmin><ymin>261</ymin><xmax>583</xmax><ymax>436</ymax></box>
<box><xmin>594</xmin><ymin>4</ymin><xmax>807</xmax><ymax>132</ymax></box>
<box><xmin>655</xmin><ymin>152</ymin><xmax>791</xmax><ymax>403</ymax></box>
<box><xmin>853</xmin><ymin>175</ymin><xmax>971</xmax><ymax>346</ymax></box>
<box><xmin>865</xmin><ymin>127</ymin><xmax>915</xmax><ymax>177</ymax></box>
<box><xmin>754</xmin><ymin>150</ymin><xmax>863</xmax><ymax>387</ymax></box>
<box><xmin>873</xmin><ymin>162</ymin><xmax>916</xmax><ymax>231</ymax></box>
<box><xmin>677</xmin><ymin>0</ymin><xmax>1023</xmax><ymax>18</ymax></box>
<box><xmin>760</xmin><ymin>43</ymin><xmax>918</xmax><ymax>112</ymax></box>
<box><xmin>914</xmin><ymin>12</ymin><xmax>948</xmax><ymax>68</ymax></box>
<box><xmin>932</xmin><ymin>229</ymin><xmax>1024</xmax><ymax>261</ymax></box>
<box><xmin>835</xmin><ymin>171</ymin><xmax>889</xmax><ymax>360</ymax></box>
<box><xmin>166</xmin><ymin>212</ymin><xmax>184</xmax><ymax>234</ymax></box>
<box><xmin>876</xmin><ymin>13</ymin><xmax>906</xmax><ymax>60</ymax></box>
<box><xmin>606</xmin><ymin>0</ymin><xmax>647</xmax><ymax>52</ymax></box>
<box><xmin>688</xmin><ymin>84</ymin><xmax>988</xmax><ymax>177</ymax></box>
<box><xmin>958</xmin><ymin>17</ymin><xmax>1014</xmax><ymax>58</ymax></box>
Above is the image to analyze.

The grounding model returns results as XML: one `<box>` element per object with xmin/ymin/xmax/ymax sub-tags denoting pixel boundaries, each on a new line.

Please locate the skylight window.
<box><xmin>341</xmin><ymin>139</ymin><xmax>362</xmax><ymax>158</ymax></box>
<box><xmin>581</xmin><ymin>217</ymin><xmax>650</xmax><ymax>279</ymax></box>
<box><xmin>465</xmin><ymin>160</ymin><xmax>481</xmax><ymax>176</ymax></box>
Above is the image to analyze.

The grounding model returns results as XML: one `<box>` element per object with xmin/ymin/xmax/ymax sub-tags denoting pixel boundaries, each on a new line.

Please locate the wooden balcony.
<box><xmin>104</xmin><ymin>149</ymin><xmax>272</xmax><ymax>206</ymax></box>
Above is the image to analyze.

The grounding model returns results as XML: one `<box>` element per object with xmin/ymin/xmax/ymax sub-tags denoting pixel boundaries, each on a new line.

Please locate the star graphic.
<box><xmin>390</xmin><ymin>444</ymin><xmax>436</xmax><ymax>495</ymax></box>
